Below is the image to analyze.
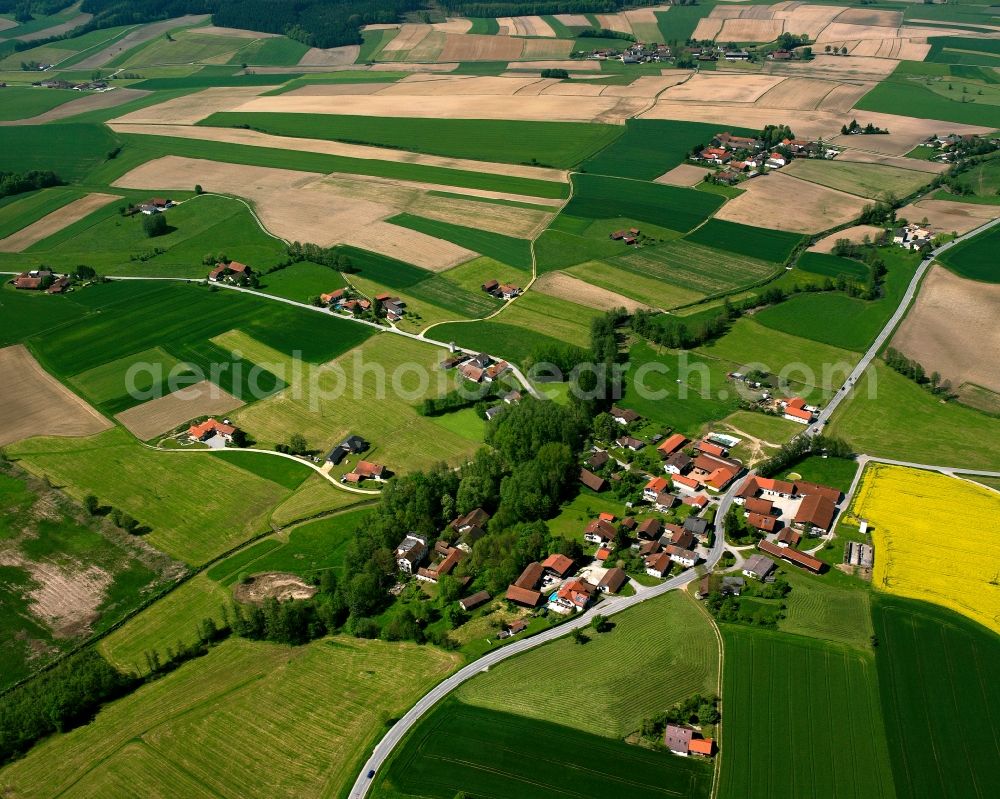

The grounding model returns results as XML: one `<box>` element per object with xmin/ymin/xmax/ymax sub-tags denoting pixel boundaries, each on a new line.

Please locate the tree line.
<box><xmin>0</xmin><ymin>170</ymin><xmax>60</xmax><ymax>201</ymax></box>
<box><xmin>884</xmin><ymin>347</ymin><xmax>952</xmax><ymax>397</ymax></box>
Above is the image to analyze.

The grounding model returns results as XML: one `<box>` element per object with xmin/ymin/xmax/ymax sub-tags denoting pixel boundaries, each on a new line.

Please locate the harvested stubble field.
<box><xmin>714</xmin><ymin>172</ymin><xmax>868</xmax><ymax>233</ymax></box>
<box><xmin>851</xmin><ymin>464</ymin><xmax>1000</xmax><ymax>635</ymax></box>
<box><xmin>114</xmin><ymin>380</ymin><xmax>245</xmax><ymax>441</ymax></box>
<box><xmin>0</xmin><ymin>637</ymin><xmax>460</xmax><ymax>798</ymax></box>
<box><xmin>0</xmin><ymin>192</ymin><xmax>118</xmax><ymax>252</ymax></box>
<box><xmin>566</xmin><ymin>259</ymin><xmax>704</xmax><ymax>309</ymax></box>
<box><xmin>808</xmin><ymin>224</ymin><xmax>885</xmax><ymax>253</ymax></box>
<box><xmin>661</xmin><ymin>73</ymin><xmax>786</xmax><ymax>104</ymax></box>
<box><xmin>719</xmin><ymin>628</ymin><xmax>895</xmax><ymax>799</ymax></box>
<box><xmin>655</xmin><ymin>163</ymin><xmax>707</xmax><ymax>186</ymax></box>
<box><xmin>827</xmin><ymin>110</ymin><xmax>991</xmax><ymax>157</ymax></box>
<box><xmin>897</xmin><ymin>197</ymin><xmax>998</xmax><ymax>236</ymax></box>
<box><xmin>531</xmin><ymin>270</ymin><xmax>651</xmax><ymax>312</ymax></box>
<box><xmin>0</xmin><ymin>344</ymin><xmax>111</xmax><ymax>446</ymax></box>
<box><xmin>112</xmin><ymin>156</ymin><xmax>476</xmax><ymax>270</ymax></box>
<box><xmin>612</xmin><ymin>239</ymin><xmax>781</xmax><ymax>297</ymax></box>
<box><xmin>377</xmin><ymin>700</ymin><xmax>712</xmax><ymax>799</ymax></box>
<box><xmin>837</xmin><ymin>148</ymin><xmax>948</xmax><ymax>174</ymax></box>
<box><xmin>872</xmin><ymin>595</ymin><xmax>1000</xmax><ymax>799</ymax></box>
<box><xmin>111</xmin><ymin>86</ymin><xmax>276</xmax><ymax>125</ymax></box>
<box><xmin>892</xmin><ymin>266</ymin><xmax>1000</xmax><ymax>394</ymax></box>
<box><xmin>783</xmin><ymin>158</ymin><xmax>932</xmax><ymax>198</ymax></box>
<box><xmin>231</xmin><ymin>334</ymin><xmax>481</xmax><ymax>472</ymax></box>
<box><xmin>754</xmin><ymin>77</ymin><xmax>871</xmax><ymax>113</ymax></box>
<box><xmin>0</xmin><ymin>88</ymin><xmax>150</xmax><ymax>126</ymax></box>
<box><xmin>457</xmin><ymin>592</ymin><xmax>717</xmax><ymax>738</ymax></box>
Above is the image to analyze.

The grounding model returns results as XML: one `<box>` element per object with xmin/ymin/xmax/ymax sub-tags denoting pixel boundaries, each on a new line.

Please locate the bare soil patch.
<box><xmin>716</xmin><ymin>172</ymin><xmax>867</xmax><ymax>233</ymax></box>
<box><xmin>691</xmin><ymin>18</ymin><xmax>725</xmax><ymax>41</ymax></box>
<box><xmin>15</xmin><ymin>12</ymin><xmax>91</xmax><ymax>42</ymax></box>
<box><xmin>381</xmin><ymin>23</ymin><xmax>432</xmax><ymax>53</ymax></box>
<box><xmin>0</xmin><ymin>192</ymin><xmax>118</xmax><ymax>252</ymax></box>
<box><xmin>834</xmin><ymin>8</ymin><xmax>903</xmax><ymax>28</ymax></box>
<box><xmin>111</xmin><ymin>156</ymin><xmax>476</xmax><ymax>269</ymax></box>
<box><xmin>595</xmin><ymin>14</ymin><xmax>633</xmax><ymax>34</ymax></box>
<box><xmin>0</xmin><ymin>345</ymin><xmax>111</xmax><ymax>446</ymax></box>
<box><xmin>814</xmin><ymin>82</ymin><xmax>874</xmax><ymax>113</ymax></box>
<box><xmin>234</xmin><ymin>572</ymin><xmax>317</xmax><ymax>605</ymax></box>
<box><xmin>656</xmin><ymin>163</ymin><xmax>707</xmax><ymax>186</ymax></box>
<box><xmin>115</xmin><ymin>380</ymin><xmax>244</xmax><ymax>441</ymax></box>
<box><xmin>111</xmin><ymin>85</ymin><xmax>275</xmax><ymax>125</ymax></box>
<box><xmin>191</xmin><ymin>25</ymin><xmax>280</xmax><ymax>39</ymax></box>
<box><xmin>718</xmin><ymin>19</ymin><xmax>785</xmax><ymax>42</ymax></box>
<box><xmin>661</xmin><ymin>73</ymin><xmax>786</xmax><ymax>103</ymax></box>
<box><xmin>512</xmin><ymin>16</ymin><xmax>556</xmax><ymax>37</ymax></box>
<box><xmin>519</xmin><ymin>39</ymin><xmax>573</xmax><ymax>60</ymax></box>
<box><xmin>432</xmin><ymin>18</ymin><xmax>474</xmax><ymax>35</ymax></box>
<box><xmin>108</xmin><ymin>122</ymin><xmax>567</xmax><ymax>184</ymax></box>
<box><xmin>896</xmin><ymin>198</ymin><xmax>999</xmax><ymax>236</ymax></box>
<box><xmin>808</xmin><ymin>224</ymin><xmax>886</xmax><ymax>253</ymax></box>
<box><xmin>642</xmin><ymin>101</ymin><xmax>840</xmax><ymax>140</ymax></box>
<box><xmin>439</xmin><ymin>32</ymin><xmax>523</xmax><ymax>61</ymax></box>
<box><xmin>553</xmin><ymin>14</ymin><xmax>590</xmax><ymax>27</ymax></box>
<box><xmin>533</xmin><ymin>272</ymin><xmax>650</xmax><ymax>312</ymax></box>
<box><xmin>835</xmin><ymin>148</ymin><xmax>948</xmax><ymax>174</ymax></box>
<box><xmin>755</xmin><ymin>77</ymin><xmax>844</xmax><ymax>111</ymax></box>
<box><xmin>0</xmin><ymin>88</ymin><xmax>150</xmax><ymax>126</ymax></box>
<box><xmin>298</xmin><ymin>45</ymin><xmax>360</xmax><ymax>66</ymax></box>
<box><xmin>283</xmin><ymin>81</ymin><xmax>390</xmax><ymax>95</ymax></box>
<box><xmin>892</xmin><ymin>265</ymin><xmax>1000</xmax><ymax>394</ymax></box>
<box><xmin>774</xmin><ymin>5</ymin><xmax>845</xmax><ymax>40</ymax></box>
<box><xmin>816</xmin><ymin>22</ymin><xmax>899</xmax><ymax>43</ymax></box>
<box><xmin>601</xmin><ymin>74</ymin><xmax>690</xmax><ymax>97</ymax></box>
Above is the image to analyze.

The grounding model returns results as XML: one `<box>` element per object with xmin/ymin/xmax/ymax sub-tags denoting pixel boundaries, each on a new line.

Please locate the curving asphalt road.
<box><xmin>810</xmin><ymin>216</ymin><xmax>1000</xmax><ymax>435</ymax></box>
<box><xmin>346</xmin><ymin>474</ymin><xmax>745</xmax><ymax>798</ymax></box>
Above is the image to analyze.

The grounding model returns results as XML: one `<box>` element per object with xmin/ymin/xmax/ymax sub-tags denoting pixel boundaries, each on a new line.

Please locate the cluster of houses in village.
<box><xmin>580</xmin><ymin>41</ymin><xmax>671</xmax><ymax>64</ymax></box>
<box><xmin>481</xmin><ymin>279</ymin><xmax>521</xmax><ymax>300</ymax></box>
<box><xmin>10</xmin><ymin>269</ymin><xmax>71</xmax><ymax>294</ymax></box>
<box><xmin>319</xmin><ymin>287</ymin><xmax>372</xmax><ymax>317</ymax></box>
<box><xmin>919</xmin><ymin>132</ymin><xmax>999</xmax><ymax>163</ymax></box>
<box><xmin>696</xmin><ymin>131</ymin><xmax>839</xmax><ymax>185</ymax></box>
<box><xmin>441</xmin><ymin>350</ymin><xmax>511</xmax><ymax>385</ymax></box>
<box><xmin>33</xmin><ymin>78</ymin><xmax>112</xmax><ymax>91</ymax></box>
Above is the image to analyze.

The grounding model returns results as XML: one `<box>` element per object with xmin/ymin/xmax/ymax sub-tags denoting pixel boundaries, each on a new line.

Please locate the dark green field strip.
<box><xmin>430</xmin><ymin>320</ymin><xmax>568</xmax><ymax>365</ymax></box>
<box><xmin>656</xmin><ymin>5</ymin><xmax>713</xmax><ymax>43</ymax></box>
<box><xmin>209</xmin><ymin>450</ymin><xmax>312</xmax><ymax>489</ymax></box>
<box><xmin>581</xmin><ymin>119</ymin><xmax>758</xmax><ymax>181</ymax></box>
<box><xmin>718</xmin><ymin>626</ymin><xmax>896</xmax><ymax>799</ymax></box>
<box><xmin>0</xmin><ymin>187</ymin><xmax>85</xmax><ymax>239</ymax></box>
<box><xmin>387</xmin><ymin>214</ymin><xmax>533</xmax><ymax>269</ymax></box>
<box><xmin>27</xmin><ymin>281</ymin><xmax>372</xmax><ymax>384</ymax></box>
<box><xmin>199</xmin><ymin>112</ymin><xmax>622</xmax><ymax>170</ymax></box>
<box><xmin>797</xmin><ymin>252</ymin><xmax>870</xmax><ymax>281</ymax></box>
<box><xmin>854</xmin><ymin>80</ymin><xmax>1000</xmax><ymax>127</ymax></box>
<box><xmin>927</xmin><ymin>36</ymin><xmax>1000</xmax><ymax>65</ymax></box>
<box><xmin>337</xmin><ymin>244</ymin><xmax>432</xmax><ymax>289</ymax></box>
<box><xmin>131</xmin><ymin>72</ymin><xmax>300</xmax><ymax>90</ymax></box>
<box><xmin>872</xmin><ymin>595</ymin><xmax>1000</xmax><ymax>799</ymax></box>
<box><xmin>686</xmin><ymin>219</ymin><xmax>803</xmax><ymax>263</ymax></box>
<box><xmin>467</xmin><ymin>18</ymin><xmax>500</xmax><ymax>35</ymax></box>
<box><xmin>205</xmin><ymin>538</ymin><xmax>284</xmax><ymax>582</ymax></box>
<box><xmin>0</xmin><ymin>87</ymin><xmax>83</xmax><ymax>122</ymax></box>
<box><xmin>563</xmin><ymin>173</ymin><xmax>722</xmax><ymax>233</ymax></box>
<box><xmin>938</xmin><ymin>223</ymin><xmax>1000</xmax><ymax>282</ymax></box>
<box><xmin>104</xmin><ymin>133</ymin><xmax>568</xmax><ymax>200</ymax></box>
<box><xmin>378</xmin><ymin>700</ymin><xmax>712</xmax><ymax>799</ymax></box>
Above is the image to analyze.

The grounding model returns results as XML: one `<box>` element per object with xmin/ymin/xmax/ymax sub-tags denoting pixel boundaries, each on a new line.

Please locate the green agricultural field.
<box><xmin>534</xmin><ymin>225</ymin><xmax>630</xmax><ymax>271</ymax></box>
<box><xmin>935</xmin><ymin>154</ymin><xmax>1000</xmax><ymax>205</ymax></box>
<box><xmin>458</xmin><ymin>591</ymin><xmax>718</xmax><ymax>737</ymax></box>
<box><xmin>209</xmin><ymin>450</ymin><xmax>313</xmax><ymax>490</ymax></box>
<box><xmin>119</xmin><ymin>30</ymin><xmax>260</xmax><ymax>68</ymax></box>
<box><xmin>257</xmin><ymin>261</ymin><xmax>346</xmax><ymax>303</ymax></box>
<box><xmin>658</xmin><ymin>4</ymin><xmax>714</xmax><ymax>42</ymax></box>
<box><xmin>784</xmin><ymin>159</ymin><xmax>932</xmax><ymax>199</ymax></box>
<box><xmin>130</xmin><ymin>70</ymin><xmax>301</xmax><ymax>90</ymax></box>
<box><xmin>612</xmin><ymin>239</ymin><xmax>783</xmax><ymax>297</ymax></box>
<box><xmin>0</xmin><ymin>186</ymin><xmax>84</xmax><ymax>239</ymax></box>
<box><xmin>8</xmin><ymin>428</ymin><xmax>295</xmax><ymax>566</ymax></box>
<box><xmin>696</xmin><ymin>317</ymin><xmax>858</xmax><ymax>396</ymax></box>
<box><xmin>209</xmin><ymin>506</ymin><xmax>372</xmax><ymax>585</ymax></box>
<box><xmin>337</xmin><ymin>244</ymin><xmax>430</xmax><ymax>289</ymax></box>
<box><xmin>100</xmin><ymin>132</ymin><xmax>568</xmax><ymax>200</ymax></box>
<box><xmin>67</xmin><ymin>346</ymin><xmax>189</xmax><ymax>411</ymax></box>
<box><xmin>428</xmin><ymin>406</ymin><xmax>487</xmax><ymax>442</ymax></box>
<box><xmin>387</xmin><ymin>213</ymin><xmax>533</xmax><ymax>269</ymax></box>
<box><xmin>566</xmin><ymin>260</ymin><xmax>705</xmax><ymax>308</ymax></box>
<box><xmin>872</xmin><ymin>595</ymin><xmax>1000</xmax><ymax>799</ymax></box>
<box><xmin>798</xmin><ymin>252</ymin><xmax>870</xmax><ymax>281</ymax></box>
<box><xmin>778</xmin><ymin>455</ymin><xmax>858</xmax><ymax>493</ymax></box>
<box><xmin>200</xmin><ymin>112</ymin><xmax>621</xmax><ymax>169</ymax></box>
<box><xmin>686</xmin><ymin>219</ymin><xmax>803</xmax><ymax>263</ymax></box>
<box><xmin>926</xmin><ymin>35</ymin><xmax>1000</xmax><ymax>67</ymax></box>
<box><xmin>230</xmin><ymin>334</ymin><xmax>482</xmax><ymax>472</ymax></box>
<box><xmin>938</xmin><ymin>222</ymin><xmax>1000</xmax><ymax>282</ymax></box>
<box><xmin>719</xmin><ymin>410</ymin><xmax>802</xmax><ymax>446</ymax></box>
<box><xmin>830</xmin><ymin>363</ymin><xmax>1000</xmax><ymax>471</ymax></box>
<box><xmin>22</xmin><ymin>194</ymin><xmax>288</xmax><ymax>278</ymax></box>
<box><xmin>757</xmin><ymin>247</ymin><xmax>920</xmax><ymax>351</ymax></box>
<box><xmin>0</xmin><ymin>463</ymin><xmax>178</xmax><ymax>688</ymax></box>
<box><xmin>0</xmin><ymin>281</ymin><xmax>129</xmax><ymax>347</ymax></box>
<box><xmin>226</xmin><ymin>36</ymin><xmax>309</xmax><ymax>66</ymax></box>
<box><xmin>562</xmin><ymin>173</ymin><xmax>722</xmax><ymax>234</ymax></box>
<box><xmin>438</xmin><ymin>255</ymin><xmax>525</xmax><ymax>294</ymax></box>
<box><xmin>855</xmin><ymin>74</ymin><xmax>1000</xmax><ymax>127</ymax></box>
<box><xmin>621</xmin><ymin>340</ymin><xmax>741</xmax><ymax>437</ymax></box>
<box><xmin>0</xmin><ymin>637</ymin><xmax>460</xmax><ymax>797</ymax></box>
<box><xmin>429</xmin><ymin>319</ymin><xmax>569</xmax><ymax>365</ymax></box>
<box><xmin>490</xmin><ymin>291</ymin><xmax>602</xmax><ymax>348</ymax></box>
<box><xmin>99</xmin><ymin>572</ymin><xmax>229</xmax><ymax>674</ymax></box>
<box><xmin>0</xmin><ymin>87</ymin><xmax>81</xmax><ymax>121</ymax></box>
<box><xmin>356</xmin><ymin>27</ymin><xmax>397</xmax><ymax>61</ymax></box>
<box><xmin>580</xmin><ymin>119</ymin><xmax>756</xmax><ymax>181</ymax></box>
<box><xmin>407</xmin><ymin>274</ymin><xmax>501</xmax><ymax>319</ymax></box>
<box><xmin>0</xmin><ymin>123</ymin><xmax>121</xmax><ymax>182</ymax></box>
<box><xmin>376</xmin><ymin>700</ymin><xmax>713</xmax><ymax>799</ymax></box>
<box><xmin>718</xmin><ymin>627</ymin><xmax>895</xmax><ymax>799</ymax></box>
<box><xmin>545</xmin><ymin>489</ymin><xmax>626</xmax><ymax>541</ymax></box>
<box><xmin>270</xmin><ymin>473</ymin><xmax>372</xmax><ymax>526</ymax></box>
<box><xmin>777</xmin><ymin>569</ymin><xmax>874</xmax><ymax>650</ymax></box>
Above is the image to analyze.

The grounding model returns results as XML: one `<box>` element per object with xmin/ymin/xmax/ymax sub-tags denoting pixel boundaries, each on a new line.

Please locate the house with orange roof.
<box><xmin>549</xmin><ymin>578</ymin><xmax>596</xmax><ymax>614</ymax></box>
<box><xmin>657</xmin><ymin>433</ymin><xmax>687</xmax><ymax>458</ymax></box>
<box><xmin>188</xmin><ymin>418</ymin><xmax>236</xmax><ymax>442</ymax></box>
<box><xmin>643</xmin><ymin>475</ymin><xmax>669</xmax><ymax>501</ymax></box>
<box><xmin>671</xmin><ymin>474</ymin><xmax>701</xmax><ymax>494</ymax></box>
<box><xmin>541</xmin><ymin>553</ymin><xmax>575</xmax><ymax>578</ymax></box>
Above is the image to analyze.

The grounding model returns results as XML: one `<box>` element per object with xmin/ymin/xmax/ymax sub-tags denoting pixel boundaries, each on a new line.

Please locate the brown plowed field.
<box><xmin>0</xmin><ymin>345</ymin><xmax>111</xmax><ymax>446</ymax></box>
<box><xmin>0</xmin><ymin>193</ymin><xmax>118</xmax><ymax>252</ymax></box>
<box><xmin>533</xmin><ymin>272</ymin><xmax>650</xmax><ymax>312</ymax></box>
<box><xmin>114</xmin><ymin>380</ymin><xmax>244</xmax><ymax>441</ymax></box>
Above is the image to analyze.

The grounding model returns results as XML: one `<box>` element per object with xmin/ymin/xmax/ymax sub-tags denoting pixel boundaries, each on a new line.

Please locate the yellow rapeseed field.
<box><xmin>850</xmin><ymin>464</ymin><xmax>1000</xmax><ymax>634</ymax></box>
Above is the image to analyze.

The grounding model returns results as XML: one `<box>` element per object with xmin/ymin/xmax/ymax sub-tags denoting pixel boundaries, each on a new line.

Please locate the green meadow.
<box><xmin>938</xmin><ymin>222</ymin><xmax>1000</xmax><ymax>282</ymax></box>
<box><xmin>199</xmin><ymin>113</ymin><xmax>622</xmax><ymax>169</ymax></box>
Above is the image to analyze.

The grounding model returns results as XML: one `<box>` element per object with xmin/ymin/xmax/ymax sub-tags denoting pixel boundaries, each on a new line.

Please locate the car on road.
<box><xmin>367</xmin><ymin>770</ymin><xmax>375</xmax><ymax>779</ymax></box>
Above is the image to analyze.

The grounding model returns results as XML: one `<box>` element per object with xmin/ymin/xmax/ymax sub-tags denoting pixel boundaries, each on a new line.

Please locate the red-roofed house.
<box><xmin>580</xmin><ymin>468</ymin><xmax>608</xmax><ymax>492</ymax></box>
<box><xmin>550</xmin><ymin>578</ymin><xmax>595</xmax><ymax>613</ymax></box>
<box><xmin>657</xmin><ymin>433</ymin><xmax>687</xmax><ymax>457</ymax></box>
<box><xmin>793</xmin><ymin>493</ymin><xmax>837</xmax><ymax>533</ymax></box>
<box><xmin>188</xmin><ymin>418</ymin><xmax>236</xmax><ymax>442</ymax></box>
<box><xmin>697</xmin><ymin>440</ymin><xmax>727</xmax><ymax>458</ymax></box>
<box><xmin>672</xmin><ymin>474</ymin><xmax>701</xmax><ymax>494</ymax></box>
<box><xmin>584</xmin><ymin>518</ymin><xmax>616</xmax><ymax>544</ymax></box>
<box><xmin>783</xmin><ymin>405</ymin><xmax>813</xmax><ymax>424</ymax></box>
<box><xmin>541</xmin><ymin>553</ymin><xmax>575</xmax><ymax>578</ymax></box>
<box><xmin>758</xmin><ymin>539</ymin><xmax>824</xmax><ymax>573</ymax></box>
<box><xmin>704</xmin><ymin>467</ymin><xmax>738</xmax><ymax>492</ymax></box>
<box><xmin>747</xmin><ymin>512</ymin><xmax>778</xmax><ymax>532</ymax></box>
<box><xmin>506</xmin><ymin>585</ymin><xmax>543</xmax><ymax>607</ymax></box>
<box><xmin>643</xmin><ymin>476</ymin><xmax>669</xmax><ymax>501</ymax></box>
<box><xmin>689</xmin><ymin>738</ymin><xmax>715</xmax><ymax>757</ymax></box>
<box><xmin>645</xmin><ymin>551</ymin><xmax>672</xmax><ymax>578</ymax></box>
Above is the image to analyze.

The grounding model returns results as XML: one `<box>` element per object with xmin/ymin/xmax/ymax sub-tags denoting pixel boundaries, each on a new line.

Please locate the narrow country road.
<box><xmin>810</xmin><ymin>216</ymin><xmax>1000</xmax><ymax>434</ymax></box>
<box><xmin>346</xmin><ymin>473</ymin><xmax>744</xmax><ymax>798</ymax></box>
